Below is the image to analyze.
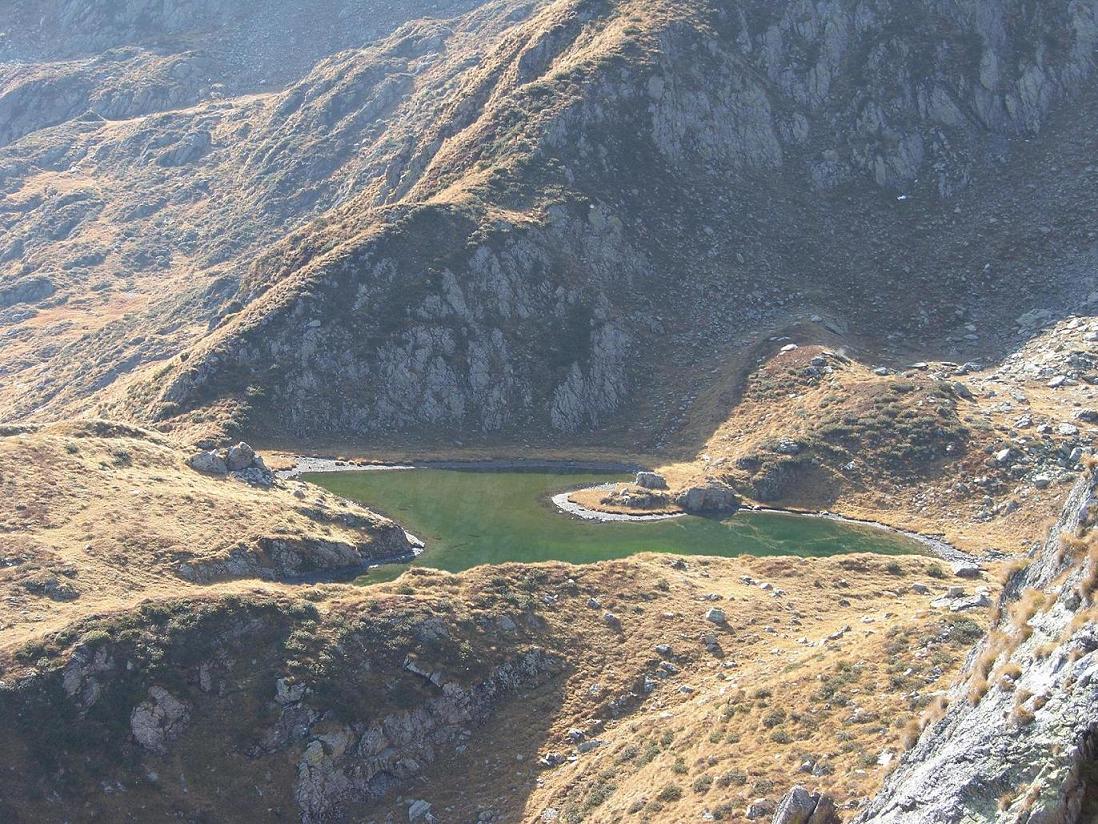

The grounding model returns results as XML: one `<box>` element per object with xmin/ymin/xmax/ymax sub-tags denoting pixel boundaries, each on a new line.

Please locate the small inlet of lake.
<box><xmin>304</xmin><ymin>468</ymin><xmax>928</xmax><ymax>584</ymax></box>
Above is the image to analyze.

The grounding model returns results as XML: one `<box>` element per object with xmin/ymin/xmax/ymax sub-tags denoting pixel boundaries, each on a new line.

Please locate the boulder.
<box><xmin>187</xmin><ymin>450</ymin><xmax>228</xmax><ymax>475</ymax></box>
<box><xmin>808</xmin><ymin>794</ymin><xmax>840</xmax><ymax>824</ymax></box>
<box><xmin>952</xmin><ymin>563</ymin><xmax>982</xmax><ymax>579</ymax></box>
<box><xmin>773</xmin><ymin>786</ymin><xmax>818</xmax><ymax>824</ymax></box>
<box><xmin>705</xmin><ymin>607</ymin><xmax>727</xmax><ymax>625</ymax></box>
<box><xmin>675</xmin><ymin>481</ymin><xmax>739</xmax><ymax>513</ymax></box>
<box><xmin>774</xmin><ymin>786</ymin><xmax>841</xmax><ymax>824</ymax></box>
<box><xmin>745</xmin><ymin>799</ymin><xmax>775</xmax><ymax>819</ymax></box>
<box><xmin>635</xmin><ymin>471</ymin><xmax>668</xmax><ymax>490</ymax></box>
<box><xmin>226</xmin><ymin>442</ymin><xmax>256</xmax><ymax>471</ymax></box>
<box><xmin>130</xmin><ymin>686</ymin><xmax>189</xmax><ymax>754</ymax></box>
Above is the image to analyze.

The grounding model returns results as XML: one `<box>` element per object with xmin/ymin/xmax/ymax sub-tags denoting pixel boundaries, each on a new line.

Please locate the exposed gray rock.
<box><xmin>635</xmin><ymin>471</ymin><xmax>668</xmax><ymax>490</ymax></box>
<box><xmin>675</xmin><ymin>481</ymin><xmax>739</xmax><ymax>513</ymax></box>
<box><xmin>130</xmin><ymin>686</ymin><xmax>190</xmax><ymax>754</ymax></box>
<box><xmin>774</xmin><ymin>786</ymin><xmax>818</xmax><ymax>824</ymax></box>
<box><xmin>176</xmin><ymin>527</ymin><xmax>418</xmax><ymax>584</ymax></box>
<box><xmin>187</xmin><ymin>450</ymin><xmax>228</xmax><ymax>475</ymax></box>
<box><xmin>774</xmin><ymin>786</ymin><xmax>841</xmax><ymax>824</ymax></box>
<box><xmin>408</xmin><ymin>799</ymin><xmax>434</xmax><ymax>822</ymax></box>
<box><xmin>226</xmin><ymin>441</ymin><xmax>256</xmax><ymax>471</ymax></box>
<box><xmin>951</xmin><ymin>563</ymin><xmax>982</xmax><ymax>579</ymax></box>
<box><xmin>745</xmin><ymin>799</ymin><xmax>775</xmax><ymax>819</ymax></box>
<box><xmin>0</xmin><ymin>275</ymin><xmax>55</xmax><ymax>309</ymax></box>
<box><xmin>293</xmin><ymin>647</ymin><xmax>564</xmax><ymax>823</ymax></box>
<box><xmin>860</xmin><ymin>470</ymin><xmax>1098</xmax><ymax>824</ymax></box>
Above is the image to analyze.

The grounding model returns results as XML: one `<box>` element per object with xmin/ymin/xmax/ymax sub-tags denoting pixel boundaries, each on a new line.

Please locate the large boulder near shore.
<box><xmin>635</xmin><ymin>471</ymin><xmax>668</xmax><ymax>490</ymax></box>
<box><xmin>675</xmin><ymin>481</ymin><xmax>739</xmax><ymax>513</ymax></box>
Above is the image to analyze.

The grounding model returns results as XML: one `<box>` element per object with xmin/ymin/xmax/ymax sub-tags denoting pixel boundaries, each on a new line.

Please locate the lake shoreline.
<box><xmin>281</xmin><ymin>456</ymin><xmax>644</xmax><ymax>478</ymax></box>
<box><xmin>291</xmin><ymin>456</ymin><xmax>979</xmax><ymax>566</ymax></box>
<box><xmin>552</xmin><ymin>487</ymin><xmax>976</xmax><ymax>564</ymax></box>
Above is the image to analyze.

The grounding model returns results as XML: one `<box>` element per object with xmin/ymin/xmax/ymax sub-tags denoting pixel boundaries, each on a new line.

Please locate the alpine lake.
<box><xmin>303</xmin><ymin>468</ymin><xmax>928</xmax><ymax>585</ymax></box>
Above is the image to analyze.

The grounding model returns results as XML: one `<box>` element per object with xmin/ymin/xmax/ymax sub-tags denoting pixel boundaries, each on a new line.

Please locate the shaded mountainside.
<box><xmin>0</xmin><ymin>0</ymin><xmax>485</xmax><ymax>123</ymax></box>
<box><xmin>1</xmin><ymin>0</ymin><xmax>1097</xmax><ymax>445</ymax></box>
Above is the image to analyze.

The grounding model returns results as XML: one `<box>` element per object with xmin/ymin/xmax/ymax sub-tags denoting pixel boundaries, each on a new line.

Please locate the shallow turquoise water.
<box><xmin>304</xmin><ymin>469</ymin><xmax>924</xmax><ymax>583</ymax></box>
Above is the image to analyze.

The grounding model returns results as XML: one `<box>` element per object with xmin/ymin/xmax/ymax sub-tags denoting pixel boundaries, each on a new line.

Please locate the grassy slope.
<box><xmin>0</xmin><ymin>553</ymin><xmax>990</xmax><ymax>823</ymax></box>
<box><xmin>0</xmin><ymin>420</ymin><xmax>409</xmax><ymax>651</ymax></box>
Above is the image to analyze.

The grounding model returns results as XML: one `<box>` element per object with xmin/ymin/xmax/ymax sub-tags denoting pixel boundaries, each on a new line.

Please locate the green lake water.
<box><xmin>304</xmin><ymin>469</ymin><xmax>925</xmax><ymax>584</ymax></box>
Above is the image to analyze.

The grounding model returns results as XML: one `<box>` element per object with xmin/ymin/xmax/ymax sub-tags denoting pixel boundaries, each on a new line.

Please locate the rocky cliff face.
<box><xmin>860</xmin><ymin>468</ymin><xmax>1098</xmax><ymax>823</ymax></box>
<box><xmin>3</xmin><ymin>0</ymin><xmax>1098</xmax><ymax>443</ymax></box>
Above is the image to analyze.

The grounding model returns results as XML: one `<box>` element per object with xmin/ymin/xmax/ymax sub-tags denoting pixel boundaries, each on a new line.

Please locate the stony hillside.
<box><xmin>1</xmin><ymin>0</ymin><xmax>1096</xmax><ymax>447</ymax></box>
<box><xmin>2</xmin><ymin>3</ymin><xmax>1098</xmax><ymax>821</ymax></box>
<box><xmin>579</xmin><ymin>309</ymin><xmax>1098</xmax><ymax>555</ymax></box>
<box><xmin>0</xmin><ymin>552</ymin><xmax>988</xmax><ymax>823</ymax></box>
<box><xmin>0</xmin><ymin>421</ymin><xmax>417</xmax><ymax>649</ymax></box>
<box><xmin>859</xmin><ymin>466</ymin><xmax>1098</xmax><ymax>823</ymax></box>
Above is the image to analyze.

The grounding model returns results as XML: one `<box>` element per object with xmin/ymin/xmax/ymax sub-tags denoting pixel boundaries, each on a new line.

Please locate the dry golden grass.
<box><xmin>353</xmin><ymin>553</ymin><xmax>994</xmax><ymax>824</ymax></box>
<box><xmin>0</xmin><ymin>421</ymin><xmax>408</xmax><ymax>650</ymax></box>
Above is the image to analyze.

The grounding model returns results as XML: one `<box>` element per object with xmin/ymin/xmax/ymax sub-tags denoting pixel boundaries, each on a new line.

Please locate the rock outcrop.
<box><xmin>292</xmin><ymin>647</ymin><xmax>563</xmax><ymax>822</ymax></box>
<box><xmin>860</xmin><ymin>468</ymin><xmax>1098</xmax><ymax>823</ymax></box>
<box><xmin>0</xmin><ymin>590</ymin><xmax>566</xmax><ymax>823</ymax></box>
<box><xmin>188</xmin><ymin>441</ymin><xmax>274</xmax><ymax>485</ymax></box>
<box><xmin>131</xmin><ymin>686</ymin><xmax>190</xmax><ymax>754</ymax></box>
<box><xmin>175</xmin><ymin>531</ymin><xmax>420</xmax><ymax>584</ymax></box>
<box><xmin>774</xmin><ymin>786</ymin><xmax>841</xmax><ymax>824</ymax></box>
<box><xmin>676</xmin><ymin>480</ymin><xmax>740</xmax><ymax>513</ymax></box>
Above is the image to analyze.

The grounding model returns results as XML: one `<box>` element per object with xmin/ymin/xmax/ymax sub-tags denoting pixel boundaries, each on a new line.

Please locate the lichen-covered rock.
<box><xmin>225</xmin><ymin>441</ymin><xmax>256</xmax><ymax>471</ymax></box>
<box><xmin>676</xmin><ymin>481</ymin><xmax>739</xmax><ymax>513</ymax></box>
<box><xmin>292</xmin><ymin>647</ymin><xmax>564</xmax><ymax>823</ymax></box>
<box><xmin>635</xmin><ymin>471</ymin><xmax>668</xmax><ymax>490</ymax></box>
<box><xmin>188</xmin><ymin>450</ymin><xmax>228</xmax><ymax>475</ymax></box>
<box><xmin>176</xmin><ymin>529</ymin><xmax>418</xmax><ymax>584</ymax></box>
<box><xmin>774</xmin><ymin>786</ymin><xmax>841</xmax><ymax>824</ymax></box>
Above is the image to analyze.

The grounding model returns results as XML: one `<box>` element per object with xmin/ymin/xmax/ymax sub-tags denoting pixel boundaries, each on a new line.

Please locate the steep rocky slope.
<box><xmin>859</xmin><ymin>466</ymin><xmax>1098</xmax><ymax>823</ymax></box>
<box><xmin>2</xmin><ymin>0</ymin><xmax>1097</xmax><ymax>446</ymax></box>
